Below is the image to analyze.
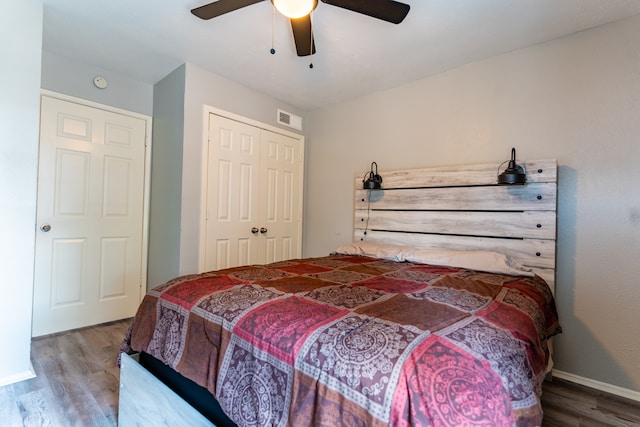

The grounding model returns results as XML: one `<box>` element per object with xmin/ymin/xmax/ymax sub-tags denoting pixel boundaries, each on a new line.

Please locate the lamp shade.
<box><xmin>272</xmin><ymin>0</ymin><xmax>316</xmax><ymax>18</ymax></box>
<box><xmin>498</xmin><ymin>148</ymin><xmax>527</xmax><ymax>185</ymax></box>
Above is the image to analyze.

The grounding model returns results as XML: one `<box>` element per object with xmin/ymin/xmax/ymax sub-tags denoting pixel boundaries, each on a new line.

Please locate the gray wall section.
<box><xmin>146</xmin><ymin>65</ymin><xmax>186</xmax><ymax>289</ymax></box>
<box><xmin>41</xmin><ymin>51</ymin><xmax>153</xmax><ymax>116</ymax></box>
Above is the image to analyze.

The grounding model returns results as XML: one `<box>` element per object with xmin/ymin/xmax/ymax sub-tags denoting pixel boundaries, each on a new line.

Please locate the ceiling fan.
<box><xmin>191</xmin><ymin>0</ymin><xmax>410</xmax><ymax>57</ymax></box>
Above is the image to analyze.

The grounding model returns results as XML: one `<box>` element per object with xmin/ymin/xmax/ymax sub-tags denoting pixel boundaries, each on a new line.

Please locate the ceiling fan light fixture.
<box><xmin>272</xmin><ymin>0</ymin><xmax>315</xmax><ymax>19</ymax></box>
<box><xmin>193</xmin><ymin>0</ymin><xmax>410</xmax><ymax>58</ymax></box>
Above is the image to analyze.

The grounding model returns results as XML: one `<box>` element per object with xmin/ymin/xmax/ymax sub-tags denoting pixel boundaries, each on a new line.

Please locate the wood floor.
<box><xmin>0</xmin><ymin>319</ymin><xmax>128</xmax><ymax>427</ymax></box>
<box><xmin>1</xmin><ymin>319</ymin><xmax>639</xmax><ymax>427</ymax></box>
<box><xmin>541</xmin><ymin>378</ymin><xmax>640</xmax><ymax>427</ymax></box>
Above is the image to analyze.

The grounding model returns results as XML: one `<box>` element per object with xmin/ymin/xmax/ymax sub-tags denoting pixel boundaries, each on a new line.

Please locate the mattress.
<box><xmin>121</xmin><ymin>254</ymin><xmax>561</xmax><ymax>426</ymax></box>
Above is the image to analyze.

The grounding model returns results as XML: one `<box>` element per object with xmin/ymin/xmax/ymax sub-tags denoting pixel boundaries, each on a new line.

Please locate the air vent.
<box><xmin>277</xmin><ymin>109</ymin><xmax>302</xmax><ymax>131</ymax></box>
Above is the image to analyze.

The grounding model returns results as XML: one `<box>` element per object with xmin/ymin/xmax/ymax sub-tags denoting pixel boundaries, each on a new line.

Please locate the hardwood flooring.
<box><xmin>1</xmin><ymin>319</ymin><xmax>638</xmax><ymax>426</ymax></box>
<box><xmin>0</xmin><ymin>319</ymin><xmax>129</xmax><ymax>427</ymax></box>
<box><xmin>541</xmin><ymin>378</ymin><xmax>640</xmax><ymax>427</ymax></box>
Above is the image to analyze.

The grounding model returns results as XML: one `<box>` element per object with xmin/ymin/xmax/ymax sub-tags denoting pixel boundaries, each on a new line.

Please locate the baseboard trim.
<box><xmin>552</xmin><ymin>369</ymin><xmax>640</xmax><ymax>402</ymax></box>
<box><xmin>0</xmin><ymin>362</ymin><xmax>36</xmax><ymax>387</ymax></box>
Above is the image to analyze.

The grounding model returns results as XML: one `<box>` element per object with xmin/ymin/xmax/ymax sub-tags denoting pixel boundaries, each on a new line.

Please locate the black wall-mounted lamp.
<box><xmin>498</xmin><ymin>148</ymin><xmax>527</xmax><ymax>185</ymax></box>
<box><xmin>363</xmin><ymin>161</ymin><xmax>383</xmax><ymax>190</ymax></box>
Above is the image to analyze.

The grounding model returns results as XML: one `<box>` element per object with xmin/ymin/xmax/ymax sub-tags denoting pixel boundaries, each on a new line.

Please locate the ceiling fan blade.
<box><xmin>290</xmin><ymin>16</ymin><xmax>316</xmax><ymax>57</ymax></box>
<box><xmin>191</xmin><ymin>0</ymin><xmax>265</xmax><ymax>20</ymax></box>
<box><xmin>321</xmin><ymin>0</ymin><xmax>410</xmax><ymax>24</ymax></box>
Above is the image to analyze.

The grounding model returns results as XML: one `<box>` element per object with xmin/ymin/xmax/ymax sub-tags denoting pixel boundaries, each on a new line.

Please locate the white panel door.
<box><xmin>204</xmin><ymin>113</ymin><xmax>302</xmax><ymax>271</ymax></box>
<box><xmin>204</xmin><ymin>114</ymin><xmax>261</xmax><ymax>271</ymax></box>
<box><xmin>259</xmin><ymin>130</ymin><xmax>302</xmax><ymax>264</ymax></box>
<box><xmin>32</xmin><ymin>96</ymin><xmax>147</xmax><ymax>337</ymax></box>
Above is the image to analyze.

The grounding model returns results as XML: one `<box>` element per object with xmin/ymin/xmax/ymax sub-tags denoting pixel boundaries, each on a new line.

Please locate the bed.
<box><xmin>118</xmin><ymin>158</ymin><xmax>560</xmax><ymax>427</ymax></box>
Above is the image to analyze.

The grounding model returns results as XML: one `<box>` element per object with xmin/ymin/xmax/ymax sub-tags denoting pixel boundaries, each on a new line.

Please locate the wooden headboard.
<box><xmin>354</xmin><ymin>159</ymin><xmax>558</xmax><ymax>288</ymax></box>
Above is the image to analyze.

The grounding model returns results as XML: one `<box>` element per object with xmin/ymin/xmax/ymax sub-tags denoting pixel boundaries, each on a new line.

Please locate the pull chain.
<box><xmin>270</xmin><ymin>7</ymin><xmax>276</xmax><ymax>54</ymax></box>
<box><xmin>309</xmin><ymin>10</ymin><xmax>314</xmax><ymax>68</ymax></box>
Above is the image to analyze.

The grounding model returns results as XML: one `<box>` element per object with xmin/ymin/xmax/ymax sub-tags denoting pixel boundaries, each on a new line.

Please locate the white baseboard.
<box><xmin>552</xmin><ymin>369</ymin><xmax>640</xmax><ymax>402</ymax></box>
<box><xmin>0</xmin><ymin>362</ymin><xmax>36</xmax><ymax>387</ymax></box>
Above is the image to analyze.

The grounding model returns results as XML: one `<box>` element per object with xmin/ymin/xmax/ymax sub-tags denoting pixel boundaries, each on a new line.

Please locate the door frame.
<box><xmin>198</xmin><ymin>105</ymin><xmax>305</xmax><ymax>272</ymax></box>
<box><xmin>37</xmin><ymin>90</ymin><xmax>153</xmax><ymax>306</ymax></box>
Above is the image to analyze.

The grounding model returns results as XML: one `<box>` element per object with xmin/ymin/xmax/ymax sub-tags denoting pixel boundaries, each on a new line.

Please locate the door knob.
<box><xmin>40</xmin><ymin>224</ymin><xmax>52</xmax><ymax>232</ymax></box>
<box><xmin>260</xmin><ymin>227</ymin><xmax>268</xmax><ymax>234</ymax></box>
<box><xmin>251</xmin><ymin>227</ymin><xmax>259</xmax><ymax>234</ymax></box>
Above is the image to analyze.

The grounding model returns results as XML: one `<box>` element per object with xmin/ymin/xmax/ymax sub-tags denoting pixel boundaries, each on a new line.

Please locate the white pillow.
<box><xmin>335</xmin><ymin>242</ymin><xmax>533</xmax><ymax>277</ymax></box>
<box><xmin>334</xmin><ymin>242</ymin><xmax>413</xmax><ymax>262</ymax></box>
<box><xmin>403</xmin><ymin>248</ymin><xmax>534</xmax><ymax>277</ymax></box>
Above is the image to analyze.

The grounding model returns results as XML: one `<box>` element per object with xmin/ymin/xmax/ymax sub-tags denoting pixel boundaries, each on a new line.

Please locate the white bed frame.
<box><xmin>119</xmin><ymin>353</ymin><xmax>215</xmax><ymax>426</ymax></box>
<box><xmin>354</xmin><ymin>159</ymin><xmax>557</xmax><ymax>289</ymax></box>
<box><xmin>119</xmin><ymin>158</ymin><xmax>558</xmax><ymax>426</ymax></box>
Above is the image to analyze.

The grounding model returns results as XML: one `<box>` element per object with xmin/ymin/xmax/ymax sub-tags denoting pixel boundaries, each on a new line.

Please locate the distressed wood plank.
<box><xmin>119</xmin><ymin>353</ymin><xmax>215</xmax><ymax>427</ymax></box>
<box><xmin>355</xmin><ymin>159</ymin><xmax>557</xmax><ymax>188</ymax></box>
<box><xmin>355</xmin><ymin>210</ymin><xmax>556</xmax><ymax>239</ymax></box>
<box><xmin>355</xmin><ymin>182</ymin><xmax>557</xmax><ymax>211</ymax></box>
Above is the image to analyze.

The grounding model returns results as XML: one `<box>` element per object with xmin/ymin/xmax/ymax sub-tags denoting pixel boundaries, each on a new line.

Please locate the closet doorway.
<box><xmin>202</xmin><ymin>111</ymin><xmax>304</xmax><ymax>271</ymax></box>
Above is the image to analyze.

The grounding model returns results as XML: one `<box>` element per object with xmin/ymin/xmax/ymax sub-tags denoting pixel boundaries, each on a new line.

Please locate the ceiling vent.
<box><xmin>277</xmin><ymin>109</ymin><xmax>302</xmax><ymax>131</ymax></box>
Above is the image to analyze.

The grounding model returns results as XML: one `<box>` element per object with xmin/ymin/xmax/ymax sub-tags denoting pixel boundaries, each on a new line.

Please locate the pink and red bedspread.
<box><xmin>123</xmin><ymin>254</ymin><xmax>561</xmax><ymax>426</ymax></box>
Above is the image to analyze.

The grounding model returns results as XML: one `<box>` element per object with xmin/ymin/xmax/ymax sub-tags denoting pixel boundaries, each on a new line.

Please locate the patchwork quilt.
<box><xmin>122</xmin><ymin>255</ymin><xmax>561</xmax><ymax>426</ymax></box>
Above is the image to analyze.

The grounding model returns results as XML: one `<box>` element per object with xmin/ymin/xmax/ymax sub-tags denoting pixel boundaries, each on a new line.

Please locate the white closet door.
<box><xmin>32</xmin><ymin>96</ymin><xmax>147</xmax><ymax>337</ymax></box>
<box><xmin>205</xmin><ymin>114</ymin><xmax>261</xmax><ymax>271</ymax></box>
<box><xmin>259</xmin><ymin>130</ymin><xmax>302</xmax><ymax>264</ymax></box>
<box><xmin>204</xmin><ymin>113</ymin><xmax>303</xmax><ymax>271</ymax></box>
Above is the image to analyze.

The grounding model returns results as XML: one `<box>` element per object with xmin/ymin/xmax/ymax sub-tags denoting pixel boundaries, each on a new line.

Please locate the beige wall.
<box><xmin>304</xmin><ymin>15</ymin><xmax>640</xmax><ymax>393</ymax></box>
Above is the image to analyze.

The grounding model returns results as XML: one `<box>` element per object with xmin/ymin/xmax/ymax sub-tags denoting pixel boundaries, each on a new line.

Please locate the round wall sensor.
<box><xmin>93</xmin><ymin>76</ymin><xmax>108</xmax><ymax>89</ymax></box>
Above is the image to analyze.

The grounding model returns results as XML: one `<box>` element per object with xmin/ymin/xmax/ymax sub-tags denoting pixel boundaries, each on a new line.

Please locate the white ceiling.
<box><xmin>41</xmin><ymin>0</ymin><xmax>640</xmax><ymax>111</ymax></box>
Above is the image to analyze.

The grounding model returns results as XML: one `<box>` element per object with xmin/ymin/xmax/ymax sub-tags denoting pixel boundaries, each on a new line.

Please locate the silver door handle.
<box><xmin>251</xmin><ymin>227</ymin><xmax>259</xmax><ymax>234</ymax></box>
<box><xmin>40</xmin><ymin>224</ymin><xmax>51</xmax><ymax>232</ymax></box>
<box><xmin>260</xmin><ymin>227</ymin><xmax>268</xmax><ymax>234</ymax></box>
